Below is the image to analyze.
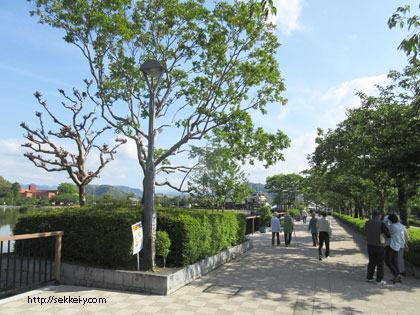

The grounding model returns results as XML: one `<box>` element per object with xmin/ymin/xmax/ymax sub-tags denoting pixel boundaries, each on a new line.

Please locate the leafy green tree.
<box><xmin>57</xmin><ymin>183</ymin><xmax>78</xmax><ymax>194</ymax></box>
<box><xmin>188</xmin><ymin>145</ymin><xmax>253</xmax><ymax>210</ymax></box>
<box><xmin>265</xmin><ymin>174</ymin><xmax>303</xmax><ymax>210</ymax></box>
<box><xmin>51</xmin><ymin>193</ymin><xmax>79</xmax><ymax>205</ymax></box>
<box><xmin>28</xmin><ymin>0</ymin><xmax>289</xmax><ymax>270</ymax></box>
<box><xmin>388</xmin><ymin>4</ymin><xmax>420</xmax><ymax>58</ymax></box>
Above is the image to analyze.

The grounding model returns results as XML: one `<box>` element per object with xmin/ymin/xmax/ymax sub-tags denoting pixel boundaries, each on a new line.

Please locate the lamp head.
<box><xmin>140</xmin><ymin>59</ymin><xmax>166</xmax><ymax>78</ymax></box>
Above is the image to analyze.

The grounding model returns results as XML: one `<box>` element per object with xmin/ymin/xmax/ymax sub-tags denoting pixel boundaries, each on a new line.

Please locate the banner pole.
<box><xmin>137</xmin><ymin>253</ymin><xmax>140</xmax><ymax>271</ymax></box>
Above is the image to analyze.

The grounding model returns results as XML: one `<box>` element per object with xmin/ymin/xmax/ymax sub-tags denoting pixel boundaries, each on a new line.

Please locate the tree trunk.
<box><xmin>78</xmin><ymin>185</ymin><xmax>86</xmax><ymax>206</ymax></box>
<box><xmin>378</xmin><ymin>195</ymin><xmax>386</xmax><ymax>215</ymax></box>
<box><xmin>142</xmin><ymin>164</ymin><xmax>156</xmax><ymax>271</ymax></box>
<box><xmin>397</xmin><ymin>187</ymin><xmax>409</xmax><ymax>226</ymax></box>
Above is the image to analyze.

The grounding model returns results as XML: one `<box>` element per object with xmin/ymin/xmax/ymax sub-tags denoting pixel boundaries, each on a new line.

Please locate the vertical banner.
<box><xmin>132</xmin><ymin>221</ymin><xmax>143</xmax><ymax>255</ymax></box>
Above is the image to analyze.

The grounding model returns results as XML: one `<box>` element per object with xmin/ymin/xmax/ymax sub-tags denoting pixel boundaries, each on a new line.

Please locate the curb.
<box><xmin>60</xmin><ymin>239</ymin><xmax>253</xmax><ymax>295</ymax></box>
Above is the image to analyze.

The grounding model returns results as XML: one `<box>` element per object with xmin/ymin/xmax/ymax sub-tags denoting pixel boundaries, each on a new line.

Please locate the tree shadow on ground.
<box><xmin>186</xmin><ymin>217</ymin><xmax>420</xmax><ymax>314</ymax></box>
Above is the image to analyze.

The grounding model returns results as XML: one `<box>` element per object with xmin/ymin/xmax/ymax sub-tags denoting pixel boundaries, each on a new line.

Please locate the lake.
<box><xmin>0</xmin><ymin>206</ymin><xmax>36</xmax><ymax>253</ymax></box>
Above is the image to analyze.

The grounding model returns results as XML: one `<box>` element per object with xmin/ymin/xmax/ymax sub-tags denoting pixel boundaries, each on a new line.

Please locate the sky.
<box><xmin>0</xmin><ymin>0</ymin><xmax>418</xmax><ymax>192</ymax></box>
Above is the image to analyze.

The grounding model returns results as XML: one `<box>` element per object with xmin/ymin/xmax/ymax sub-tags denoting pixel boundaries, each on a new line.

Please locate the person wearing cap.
<box><xmin>271</xmin><ymin>212</ymin><xmax>282</xmax><ymax>246</ymax></box>
<box><xmin>365</xmin><ymin>210</ymin><xmax>391</xmax><ymax>285</ymax></box>
<box><xmin>308</xmin><ymin>212</ymin><xmax>319</xmax><ymax>246</ymax></box>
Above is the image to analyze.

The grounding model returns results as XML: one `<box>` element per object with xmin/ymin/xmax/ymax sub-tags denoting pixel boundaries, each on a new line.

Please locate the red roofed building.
<box><xmin>2</xmin><ymin>184</ymin><xmax>59</xmax><ymax>199</ymax></box>
<box><xmin>20</xmin><ymin>185</ymin><xmax>59</xmax><ymax>199</ymax></box>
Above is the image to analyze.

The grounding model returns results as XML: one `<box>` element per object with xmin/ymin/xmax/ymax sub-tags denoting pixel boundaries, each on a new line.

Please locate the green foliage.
<box><xmin>14</xmin><ymin>204</ymin><xmax>142</xmax><ymax>268</ymax></box>
<box><xmin>334</xmin><ymin>212</ymin><xmax>367</xmax><ymax>235</ymax></box>
<box><xmin>258</xmin><ymin>205</ymin><xmax>272</xmax><ymax>227</ymax></box>
<box><xmin>14</xmin><ymin>204</ymin><xmax>246</xmax><ymax>268</ymax></box>
<box><xmin>388</xmin><ymin>5</ymin><xmax>420</xmax><ymax>58</ymax></box>
<box><xmin>51</xmin><ymin>193</ymin><xmax>78</xmax><ymax>204</ymax></box>
<box><xmin>265</xmin><ymin>174</ymin><xmax>303</xmax><ymax>208</ymax></box>
<box><xmin>0</xmin><ymin>176</ymin><xmax>12</xmax><ymax>188</ymax></box>
<box><xmin>157</xmin><ymin>208</ymin><xmax>247</xmax><ymax>266</ymax></box>
<box><xmin>156</xmin><ymin>231</ymin><xmax>171</xmax><ymax>259</ymax></box>
<box><xmin>156</xmin><ymin>230</ymin><xmax>171</xmax><ymax>268</ymax></box>
<box><xmin>58</xmin><ymin>183</ymin><xmax>78</xmax><ymax>194</ymax></box>
<box><xmin>287</xmin><ymin>209</ymin><xmax>300</xmax><ymax>217</ymax></box>
<box><xmin>188</xmin><ymin>144</ymin><xmax>253</xmax><ymax>209</ymax></box>
<box><xmin>406</xmin><ymin>227</ymin><xmax>420</xmax><ymax>267</ymax></box>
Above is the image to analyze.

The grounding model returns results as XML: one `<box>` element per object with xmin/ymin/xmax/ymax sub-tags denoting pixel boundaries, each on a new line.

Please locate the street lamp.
<box><xmin>140</xmin><ymin>59</ymin><xmax>166</xmax><ymax>270</ymax></box>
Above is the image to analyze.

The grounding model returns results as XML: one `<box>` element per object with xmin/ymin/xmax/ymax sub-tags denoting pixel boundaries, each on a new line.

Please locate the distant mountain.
<box><xmin>113</xmin><ymin>186</ymin><xmax>142</xmax><ymax>197</ymax></box>
<box><xmin>86</xmin><ymin>185</ymin><xmax>138</xmax><ymax>198</ymax></box>
<box><xmin>248</xmin><ymin>182</ymin><xmax>267</xmax><ymax>193</ymax></box>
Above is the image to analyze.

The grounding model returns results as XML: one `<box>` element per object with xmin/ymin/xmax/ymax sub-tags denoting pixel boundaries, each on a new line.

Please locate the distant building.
<box><xmin>2</xmin><ymin>184</ymin><xmax>60</xmax><ymax>200</ymax></box>
<box><xmin>247</xmin><ymin>192</ymin><xmax>270</xmax><ymax>209</ymax></box>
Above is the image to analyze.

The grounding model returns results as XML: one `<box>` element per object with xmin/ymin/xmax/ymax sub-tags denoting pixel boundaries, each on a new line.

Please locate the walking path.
<box><xmin>1</xmin><ymin>217</ymin><xmax>420</xmax><ymax>314</ymax></box>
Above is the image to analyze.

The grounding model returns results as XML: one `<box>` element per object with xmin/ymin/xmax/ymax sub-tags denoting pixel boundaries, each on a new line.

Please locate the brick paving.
<box><xmin>1</xmin><ymin>216</ymin><xmax>419</xmax><ymax>314</ymax></box>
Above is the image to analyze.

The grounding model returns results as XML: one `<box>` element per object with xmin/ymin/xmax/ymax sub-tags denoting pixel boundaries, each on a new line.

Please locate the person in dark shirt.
<box><xmin>365</xmin><ymin>210</ymin><xmax>391</xmax><ymax>285</ymax></box>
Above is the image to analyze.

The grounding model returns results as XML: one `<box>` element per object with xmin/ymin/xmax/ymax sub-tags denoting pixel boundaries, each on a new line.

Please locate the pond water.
<box><xmin>0</xmin><ymin>206</ymin><xmax>35</xmax><ymax>253</ymax></box>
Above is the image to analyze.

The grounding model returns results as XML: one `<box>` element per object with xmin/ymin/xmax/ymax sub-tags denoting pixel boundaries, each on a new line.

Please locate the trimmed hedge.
<box><xmin>14</xmin><ymin>205</ymin><xmax>141</xmax><ymax>268</ymax></box>
<box><xmin>334</xmin><ymin>212</ymin><xmax>420</xmax><ymax>268</ymax></box>
<box><xmin>14</xmin><ymin>205</ymin><xmax>246</xmax><ymax>268</ymax></box>
<box><xmin>157</xmin><ymin>208</ymin><xmax>246</xmax><ymax>266</ymax></box>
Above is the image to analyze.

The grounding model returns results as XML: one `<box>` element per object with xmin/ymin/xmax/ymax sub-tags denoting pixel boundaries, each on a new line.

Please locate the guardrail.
<box><xmin>246</xmin><ymin>216</ymin><xmax>259</xmax><ymax>235</ymax></box>
<box><xmin>0</xmin><ymin>231</ymin><xmax>63</xmax><ymax>299</ymax></box>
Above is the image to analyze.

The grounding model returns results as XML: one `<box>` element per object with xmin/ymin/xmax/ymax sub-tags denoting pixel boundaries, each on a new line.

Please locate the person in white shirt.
<box><xmin>271</xmin><ymin>213</ymin><xmax>282</xmax><ymax>246</ymax></box>
<box><xmin>386</xmin><ymin>214</ymin><xmax>405</xmax><ymax>283</ymax></box>
<box><xmin>398</xmin><ymin>222</ymin><xmax>409</xmax><ymax>276</ymax></box>
<box><xmin>301</xmin><ymin>209</ymin><xmax>308</xmax><ymax>224</ymax></box>
<box><xmin>316</xmin><ymin>211</ymin><xmax>332</xmax><ymax>261</ymax></box>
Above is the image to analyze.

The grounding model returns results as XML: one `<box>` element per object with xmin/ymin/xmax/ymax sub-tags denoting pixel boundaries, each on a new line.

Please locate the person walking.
<box><xmin>283</xmin><ymin>212</ymin><xmax>294</xmax><ymax>247</ymax></box>
<box><xmin>271</xmin><ymin>212</ymin><xmax>282</xmax><ymax>246</ymax></box>
<box><xmin>301</xmin><ymin>208</ymin><xmax>308</xmax><ymax>224</ymax></box>
<box><xmin>308</xmin><ymin>212</ymin><xmax>318</xmax><ymax>246</ymax></box>
<box><xmin>365</xmin><ymin>210</ymin><xmax>391</xmax><ymax>285</ymax></box>
<box><xmin>316</xmin><ymin>211</ymin><xmax>332</xmax><ymax>260</ymax></box>
<box><xmin>386</xmin><ymin>214</ymin><xmax>405</xmax><ymax>283</ymax></box>
<box><xmin>398</xmin><ymin>222</ymin><xmax>409</xmax><ymax>276</ymax></box>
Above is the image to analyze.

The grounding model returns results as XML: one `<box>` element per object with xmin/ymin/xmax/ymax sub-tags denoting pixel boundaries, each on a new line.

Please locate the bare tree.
<box><xmin>21</xmin><ymin>82</ymin><xmax>126</xmax><ymax>206</ymax></box>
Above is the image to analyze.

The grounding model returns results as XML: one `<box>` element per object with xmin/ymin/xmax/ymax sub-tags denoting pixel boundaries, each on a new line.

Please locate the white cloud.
<box><xmin>318</xmin><ymin>74</ymin><xmax>388</xmax><ymax>128</ymax></box>
<box><xmin>277</xmin><ymin>106</ymin><xmax>289</xmax><ymax>121</ymax></box>
<box><xmin>269</xmin><ymin>0</ymin><xmax>304</xmax><ymax>35</ymax></box>
<box><xmin>245</xmin><ymin>129</ymin><xmax>317</xmax><ymax>183</ymax></box>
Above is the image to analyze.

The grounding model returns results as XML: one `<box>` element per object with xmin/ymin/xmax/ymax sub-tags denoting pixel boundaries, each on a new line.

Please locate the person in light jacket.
<box><xmin>283</xmin><ymin>212</ymin><xmax>294</xmax><ymax>247</ymax></box>
<box><xmin>398</xmin><ymin>222</ymin><xmax>409</xmax><ymax>276</ymax></box>
<box><xmin>301</xmin><ymin>209</ymin><xmax>308</xmax><ymax>224</ymax></box>
<box><xmin>386</xmin><ymin>214</ymin><xmax>405</xmax><ymax>283</ymax></box>
<box><xmin>316</xmin><ymin>211</ymin><xmax>332</xmax><ymax>261</ymax></box>
<box><xmin>271</xmin><ymin>213</ymin><xmax>282</xmax><ymax>246</ymax></box>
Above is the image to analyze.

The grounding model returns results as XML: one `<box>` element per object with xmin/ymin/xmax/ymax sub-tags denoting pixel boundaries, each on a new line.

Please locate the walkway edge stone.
<box><xmin>60</xmin><ymin>238</ymin><xmax>253</xmax><ymax>295</ymax></box>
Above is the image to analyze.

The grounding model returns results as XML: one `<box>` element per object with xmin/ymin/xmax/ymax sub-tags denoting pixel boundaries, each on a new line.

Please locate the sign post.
<box><xmin>131</xmin><ymin>221</ymin><xmax>143</xmax><ymax>271</ymax></box>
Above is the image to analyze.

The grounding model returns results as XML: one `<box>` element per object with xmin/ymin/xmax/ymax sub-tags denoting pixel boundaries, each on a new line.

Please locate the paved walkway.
<box><xmin>1</xmin><ymin>217</ymin><xmax>420</xmax><ymax>314</ymax></box>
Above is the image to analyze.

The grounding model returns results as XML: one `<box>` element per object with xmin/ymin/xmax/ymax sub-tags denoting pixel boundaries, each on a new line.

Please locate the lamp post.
<box><xmin>140</xmin><ymin>59</ymin><xmax>166</xmax><ymax>270</ymax></box>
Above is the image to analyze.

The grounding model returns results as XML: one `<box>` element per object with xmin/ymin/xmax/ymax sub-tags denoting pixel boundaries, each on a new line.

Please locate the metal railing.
<box><xmin>246</xmin><ymin>216</ymin><xmax>260</xmax><ymax>235</ymax></box>
<box><xmin>0</xmin><ymin>231</ymin><xmax>63</xmax><ymax>299</ymax></box>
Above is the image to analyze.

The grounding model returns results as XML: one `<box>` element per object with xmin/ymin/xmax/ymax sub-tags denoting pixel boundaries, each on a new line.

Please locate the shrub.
<box><xmin>14</xmin><ymin>205</ymin><xmax>141</xmax><ymax>268</ymax></box>
<box><xmin>14</xmin><ymin>205</ymin><xmax>247</xmax><ymax>268</ymax></box>
<box><xmin>258</xmin><ymin>205</ymin><xmax>272</xmax><ymax>227</ymax></box>
<box><xmin>156</xmin><ymin>230</ymin><xmax>171</xmax><ymax>268</ymax></box>
<box><xmin>158</xmin><ymin>208</ymin><xmax>246</xmax><ymax>266</ymax></box>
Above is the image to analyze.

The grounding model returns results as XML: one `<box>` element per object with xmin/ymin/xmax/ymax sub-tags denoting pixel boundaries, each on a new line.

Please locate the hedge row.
<box><xmin>334</xmin><ymin>212</ymin><xmax>420</xmax><ymax>268</ymax></box>
<box><xmin>13</xmin><ymin>205</ymin><xmax>246</xmax><ymax>269</ymax></box>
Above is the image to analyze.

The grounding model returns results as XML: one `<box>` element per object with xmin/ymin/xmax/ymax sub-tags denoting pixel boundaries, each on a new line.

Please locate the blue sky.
<box><xmin>0</xmin><ymin>0</ymin><xmax>417</xmax><ymax>191</ymax></box>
